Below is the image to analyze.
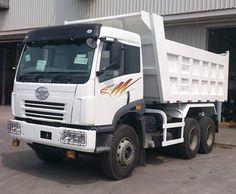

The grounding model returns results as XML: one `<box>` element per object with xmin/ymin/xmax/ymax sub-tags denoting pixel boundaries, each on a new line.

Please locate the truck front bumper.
<box><xmin>8</xmin><ymin>119</ymin><xmax>96</xmax><ymax>153</ymax></box>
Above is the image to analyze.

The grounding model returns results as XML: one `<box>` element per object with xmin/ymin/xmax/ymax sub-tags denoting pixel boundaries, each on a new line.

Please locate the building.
<box><xmin>1</xmin><ymin>0</ymin><xmax>236</xmax><ymax>120</ymax></box>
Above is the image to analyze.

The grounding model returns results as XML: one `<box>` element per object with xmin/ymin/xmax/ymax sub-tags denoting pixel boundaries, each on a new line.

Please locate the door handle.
<box><xmin>126</xmin><ymin>91</ymin><xmax>130</xmax><ymax>105</ymax></box>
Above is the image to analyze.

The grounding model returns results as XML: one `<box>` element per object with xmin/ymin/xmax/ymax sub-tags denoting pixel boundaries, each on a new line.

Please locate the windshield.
<box><xmin>16</xmin><ymin>39</ymin><xmax>95</xmax><ymax>84</ymax></box>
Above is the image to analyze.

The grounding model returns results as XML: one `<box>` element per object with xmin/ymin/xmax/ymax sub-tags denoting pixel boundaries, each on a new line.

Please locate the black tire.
<box><xmin>35</xmin><ymin>150</ymin><xmax>64</xmax><ymax>163</ymax></box>
<box><xmin>198</xmin><ymin>117</ymin><xmax>216</xmax><ymax>154</ymax></box>
<box><xmin>100</xmin><ymin>125</ymin><xmax>139</xmax><ymax>180</ymax></box>
<box><xmin>177</xmin><ymin>118</ymin><xmax>200</xmax><ymax>159</ymax></box>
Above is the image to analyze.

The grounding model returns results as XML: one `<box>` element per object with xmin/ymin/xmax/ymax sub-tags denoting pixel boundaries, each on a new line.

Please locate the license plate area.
<box><xmin>40</xmin><ymin>131</ymin><xmax>52</xmax><ymax>140</ymax></box>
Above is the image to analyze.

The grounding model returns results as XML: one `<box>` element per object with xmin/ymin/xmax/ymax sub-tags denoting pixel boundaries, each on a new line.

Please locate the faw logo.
<box><xmin>100</xmin><ymin>78</ymin><xmax>141</xmax><ymax>96</ymax></box>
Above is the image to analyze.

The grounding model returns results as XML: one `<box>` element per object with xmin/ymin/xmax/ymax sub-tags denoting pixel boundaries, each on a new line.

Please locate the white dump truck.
<box><xmin>8</xmin><ymin>11</ymin><xmax>229</xmax><ymax>179</ymax></box>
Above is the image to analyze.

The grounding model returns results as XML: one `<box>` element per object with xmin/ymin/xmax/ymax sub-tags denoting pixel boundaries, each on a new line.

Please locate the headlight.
<box><xmin>60</xmin><ymin>130</ymin><xmax>87</xmax><ymax>146</ymax></box>
<box><xmin>8</xmin><ymin>121</ymin><xmax>21</xmax><ymax>135</ymax></box>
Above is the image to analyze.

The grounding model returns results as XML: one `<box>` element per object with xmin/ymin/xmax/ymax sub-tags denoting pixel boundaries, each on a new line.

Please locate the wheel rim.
<box><xmin>117</xmin><ymin>138</ymin><xmax>135</xmax><ymax>167</ymax></box>
<box><xmin>189</xmin><ymin>126</ymin><xmax>198</xmax><ymax>150</ymax></box>
<box><xmin>206</xmin><ymin>125</ymin><xmax>214</xmax><ymax>146</ymax></box>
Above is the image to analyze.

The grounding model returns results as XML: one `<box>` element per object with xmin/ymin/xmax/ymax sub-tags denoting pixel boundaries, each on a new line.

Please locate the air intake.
<box><xmin>24</xmin><ymin>100</ymin><xmax>65</xmax><ymax>122</ymax></box>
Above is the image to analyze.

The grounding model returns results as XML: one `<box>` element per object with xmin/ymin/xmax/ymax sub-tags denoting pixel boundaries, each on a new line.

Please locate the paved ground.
<box><xmin>0</xmin><ymin>106</ymin><xmax>236</xmax><ymax>194</ymax></box>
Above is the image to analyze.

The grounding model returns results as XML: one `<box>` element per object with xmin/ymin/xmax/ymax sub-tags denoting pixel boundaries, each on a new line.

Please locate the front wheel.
<box><xmin>100</xmin><ymin>125</ymin><xmax>139</xmax><ymax>180</ymax></box>
<box><xmin>177</xmin><ymin>118</ymin><xmax>200</xmax><ymax>159</ymax></box>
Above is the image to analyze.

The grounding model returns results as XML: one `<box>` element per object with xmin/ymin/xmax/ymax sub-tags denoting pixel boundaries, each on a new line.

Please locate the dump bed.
<box><xmin>66</xmin><ymin>11</ymin><xmax>229</xmax><ymax>103</ymax></box>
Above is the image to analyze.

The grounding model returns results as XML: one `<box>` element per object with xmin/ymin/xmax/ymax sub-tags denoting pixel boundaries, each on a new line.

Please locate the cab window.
<box><xmin>99</xmin><ymin>41</ymin><xmax>140</xmax><ymax>82</ymax></box>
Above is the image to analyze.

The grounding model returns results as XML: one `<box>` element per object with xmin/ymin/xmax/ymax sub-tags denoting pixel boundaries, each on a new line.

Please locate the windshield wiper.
<box><xmin>50</xmin><ymin>71</ymin><xmax>89</xmax><ymax>83</ymax></box>
<box><xmin>18</xmin><ymin>72</ymin><xmax>40</xmax><ymax>81</ymax></box>
<box><xmin>50</xmin><ymin>72</ymin><xmax>76</xmax><ymax>83</ymax></box>
<box><xmin>18</xmin><ymin>72</ymin><xmax>51</xmax><ymax>82</ymax></box>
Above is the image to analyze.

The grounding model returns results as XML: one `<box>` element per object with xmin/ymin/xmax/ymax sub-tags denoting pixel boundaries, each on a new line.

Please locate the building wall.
<box><xmin>166</xmin><ymin>23</ymin><xmax>206</xmax><ymax>49</ymax></box>
<box><xmin>76</xmin><ymin>0</ymin><xmax>236</xmax><ymax>50</ymax></box>
<box><xmin>0</xmin><ymin>0</ymin><xmax>80</xmax><ymax>32</ymax></box>
<box><xmin>78</xmin><ymin>0</ymin><xmax>236</xmax><ymax>19</ymax></box>
<box><xmin>1</xmin><ymin>0</ymin><xmax>236</xmax><ymax>32</ymax></box>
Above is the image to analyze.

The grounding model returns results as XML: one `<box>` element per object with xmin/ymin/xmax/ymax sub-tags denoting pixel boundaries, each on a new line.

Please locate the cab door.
<box><xmin>94</xmin><ymin>40</ymin><xmax>143</xmax><ymax>126</ymax></box>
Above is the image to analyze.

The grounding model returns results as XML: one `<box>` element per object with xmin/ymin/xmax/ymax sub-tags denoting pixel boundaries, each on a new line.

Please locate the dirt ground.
<box><xmin>0</xmin><ymin>106</ymin><xmax>236</xmax><ymax>194</ymax></box>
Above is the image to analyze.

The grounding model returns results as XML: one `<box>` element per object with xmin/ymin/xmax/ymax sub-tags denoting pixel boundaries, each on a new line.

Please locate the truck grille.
<box><xmin>24</xmin><ymin>100</ymin><xmax>65</xmax><ymax>121</ymax></box>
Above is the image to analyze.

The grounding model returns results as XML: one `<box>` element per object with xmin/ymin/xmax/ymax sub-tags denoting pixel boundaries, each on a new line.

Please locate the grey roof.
<box><xmin>78</xmin><ymin>0</ymin><xmax>236</xmax><ymax>19</ymax></box>
<box><xmin>1</xmin><ymin>0</ymin><xmax>236</xmax><ymax>32</ymax></box>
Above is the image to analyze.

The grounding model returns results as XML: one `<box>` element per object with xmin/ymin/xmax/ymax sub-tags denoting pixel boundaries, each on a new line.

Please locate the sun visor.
<box><xmin>24</xmin><ymin>24</ymin><xmax>102</xmax><ymax>42</ymax></box>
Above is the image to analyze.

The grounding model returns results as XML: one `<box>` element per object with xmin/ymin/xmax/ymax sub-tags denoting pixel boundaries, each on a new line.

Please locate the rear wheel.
<box><xmin>198</xmin><ymin>117</ymin><xmax>215</xmax><ymax>154</ymax></box>
<box><xmin>177</xmin><ymin>118</ymin><xmax>200</xmax><ymax>159</ymax></box>
<box><xmin>100</xmin><ymin>125</ymin><xmax>139</xmax><ymax>180</ymax></box>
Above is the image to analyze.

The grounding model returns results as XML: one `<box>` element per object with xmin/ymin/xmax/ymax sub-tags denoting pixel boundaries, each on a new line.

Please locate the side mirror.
<box><xmin>96</xmin><ymin>38</ymin><xmax>123</xmax><ymax>77</ymax></box>
<box><xmin>86</xmin><ymin>38</ymin><xmax>97</xmax><ymax>49</ymax></box>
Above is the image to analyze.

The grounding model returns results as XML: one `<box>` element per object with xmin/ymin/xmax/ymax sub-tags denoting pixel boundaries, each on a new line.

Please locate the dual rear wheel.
<box><xmin>177</xmin><ymin>117</ymin><xmax>216</xmax><ymax>159</ymax></box>
<box><xmin>199</xmin><ymin>117</ymin><xmax>216</xmax><ymax>154</ymax></box>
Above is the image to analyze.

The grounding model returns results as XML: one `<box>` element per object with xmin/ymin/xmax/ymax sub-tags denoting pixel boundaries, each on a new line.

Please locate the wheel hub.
<box><xmin>117</xmin><ymin>138</ymin><xmax>135</xmax><ymax>167</ymax></box>
<box><xmin>189</xmin><ymin>126</ymin><xmax>198</xmax><ymax>150</ymax></box>
<box><xmin>206</xmin><ymin>126</ymin><xmax>214</xmax><ymax>146</ymax></box>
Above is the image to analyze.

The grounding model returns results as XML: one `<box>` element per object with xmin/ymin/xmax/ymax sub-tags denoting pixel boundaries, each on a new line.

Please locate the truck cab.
<box><xmin>10</xmin><ymin>22</ymin><xmax>144</xmax><ymax>150</ymax></box>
